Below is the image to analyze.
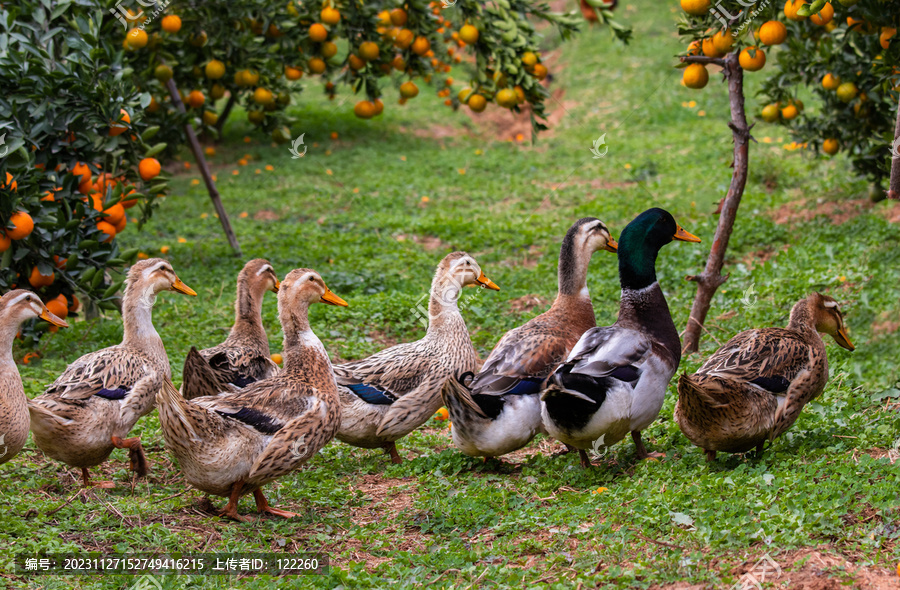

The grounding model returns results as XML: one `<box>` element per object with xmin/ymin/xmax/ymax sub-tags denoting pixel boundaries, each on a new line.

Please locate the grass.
<box><xmin>6</xmin><ymin>0</ymin><xmax>900</xmax><ymax>587</ymax></box>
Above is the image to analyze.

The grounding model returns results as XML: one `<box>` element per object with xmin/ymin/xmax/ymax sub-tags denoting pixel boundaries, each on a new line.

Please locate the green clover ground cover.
<box><xmin>5</xmin><ymin>0</ymin><xmax>900</xmax><ymax>587</ymax></box>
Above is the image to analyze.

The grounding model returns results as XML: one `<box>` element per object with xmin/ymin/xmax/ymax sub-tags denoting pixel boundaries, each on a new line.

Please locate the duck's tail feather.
<box><xmin>441</xmin><ymin>375</ymin><xmax>488</xmax><ymax>419</ymax></box>
<box><xmin>181</xmin><ymin>347</ymin><xmax>230</xmax><ymax>400</ymax></box>
<box><xmin>677</xmin><ymin>373</ymin><xmax>731</xmax><ymax>409</ymax></box>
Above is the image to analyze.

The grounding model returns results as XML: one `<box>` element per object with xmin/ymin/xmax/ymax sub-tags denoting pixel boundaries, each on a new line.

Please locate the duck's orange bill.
<box><xmin>40</xmin><ymin>308</ymin><xmax>69</xmax><ymax>329</ymax></box>
<box><xmin>604</xmin><ymin>238</ymin><xmax>618</xmax><ymax>253</ymax></box>
<box><xmin>271</xmin><ymin>279</ymin><xmax>281</xmax><ymax>293</ymax></box>
<box><xmin>835</xmin><ymin>327</ymin><xmax>855</xmax><ymax>351</ymax></box>
<box><xmin>476</xmin><ymin>271</ymin><xmax>500</xmax><ymax>291</ymax></box>
<box><xmin>673</xmin><ymin>225</ymin><xmax>702</xmax><ymax>243</ymax></box>
<box><xmin>172</xmin><ymin>277</ymin><xmax>198</xmax><ymax>296</ymax></box>
<box><xmin>321</xmin><ymin>287</ymin><xmax>349</xmax><ymax>307</ymax></box>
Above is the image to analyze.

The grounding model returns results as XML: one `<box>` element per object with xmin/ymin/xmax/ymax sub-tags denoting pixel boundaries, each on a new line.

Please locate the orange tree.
<box><xmin>674</xmin><ymin>0</ymin><xmax>899</xmax><ymax>351</ymax></box>
<box><xmin>121</xmin><ymin>0</ymin><xmax>631</xmax><ymax>144</ymax></box>
<box><xmin>0</xmin><ymin>0</ymin><xmax>170</xmax><ymax>345</ymax></box>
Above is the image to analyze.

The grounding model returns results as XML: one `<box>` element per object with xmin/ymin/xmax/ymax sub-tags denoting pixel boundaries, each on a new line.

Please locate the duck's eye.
<box><xmin>309</xmin><ymin>276</ymin><xmax>315</xmax><ymax>282</ymax></box>
<box><xmin>465</xmin><ymin>260</ymin><xmax>470</xmax><ymax>265</ymax></box>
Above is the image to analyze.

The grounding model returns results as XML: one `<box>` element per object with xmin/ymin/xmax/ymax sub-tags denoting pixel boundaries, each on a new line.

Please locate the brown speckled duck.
<box><xmin>674</xmin><ymin>292</ymin><xmax>855</xmax><ymax>461</ymax></box>
<box><xmin>335</xmin><ymin>252</ymin><xmax>499</xmax><ymax>463</ymax></box>
<box><xmin>181</xmin><ymin>259</ymin><xmax>280</xmax><ymax>400</ymax></box>
<box><xmin>28</xmin><ymin>259</ymin><xmax>196</xmax><ymax>487</ymax></box>
<box><xmin>157</xmin><ymin>269</ymin><xmax>347</xmax><ymax>521</ymax></box>
<box><xmin>0</xmin><ymin>291</ymin><xmax>68</xmax><ymax>467</ymax></box>
<box><xmin>443</xmin><ymin>218</ymin><xmax>617</xmax><ymax>459</ymax></box>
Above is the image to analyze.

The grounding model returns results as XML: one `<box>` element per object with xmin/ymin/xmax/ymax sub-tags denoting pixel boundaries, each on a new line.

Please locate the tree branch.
<box><xmin>680</xmin><ymin>55</ymin><xmax>726</xmax><ymax>67</ymax></box>
<box><xmin>888</xmin><ymin>91</ymin><xmax>900</xmax><ymax>201</ymax></box>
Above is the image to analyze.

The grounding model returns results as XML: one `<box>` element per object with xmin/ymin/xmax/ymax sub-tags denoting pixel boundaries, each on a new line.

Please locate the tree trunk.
<box><xmin>164</xmin><ymin>79</ymin><xmax>243</xmax><ymax>257</ymax></box>
<box><xmin>214</xmin><ymin>93</ymin><xmax>238</xmax><ymax>138</ymax></box>
<box><xmin>888</xmin><ymin>92</ymin><xmax>900</xmax><ymax>201</ymax></box>
<box><xmin>679</xmin><ymin>53</ymin><xmax>751</xmax><ymax>353</ymax></box>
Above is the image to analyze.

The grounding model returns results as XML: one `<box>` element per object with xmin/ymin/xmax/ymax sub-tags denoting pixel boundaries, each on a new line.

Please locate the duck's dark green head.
<box><xmin>617</xmin><ymin>208</ymin><xmax>701</xmax><ymax>290</ymax></box>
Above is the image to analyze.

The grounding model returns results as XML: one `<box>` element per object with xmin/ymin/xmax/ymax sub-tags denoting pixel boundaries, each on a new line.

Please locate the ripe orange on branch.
<box><xmin>739</xmin><ymin>46</ymin><xmax>766</xmax><ymax>71</ymax></box>
<box><xmin>7</xmin><ymin>211</ymin><xmax>35</xmax><ymax>240</ymax></box>
<box><xmin>309</xmin><ymin>23</ymin><xmax>328</xmax><ymax>42</ymax></box>
<box><xmin>758</xmin><ymin>21</ymin><xmax>787</xmax><ymax>45</ymax></box>
<box><xmin>109</xmin><ymin>108</ymin><xmax>131</xmax><ymax>137</ymax></box>
<box><xmin>139</xmin><ymin>158</ymin><xmax>161</xmax><ymax>181</ymax></box>
<box><xmin>680</xmin><ymin>0</ymin><xmax>710</xmax><ymax>15</ymax></box>
<box><xmin>682</xmin><ymin>63</ymin><xmax>709</xmax><ymax>89</ymax></box>
<box><xmin>161</xmin><ymin>15</ymin><xmax>181</xmax><ymax>33</ymax></box>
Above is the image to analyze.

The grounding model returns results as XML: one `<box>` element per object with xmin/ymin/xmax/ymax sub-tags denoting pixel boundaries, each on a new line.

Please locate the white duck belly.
<box><xmin>450</xmin><ymin>393</ymin><xmax>543</xmax><ymax>458</ymax></box>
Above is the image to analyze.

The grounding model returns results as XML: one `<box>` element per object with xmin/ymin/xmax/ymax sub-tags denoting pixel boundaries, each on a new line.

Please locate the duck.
<box><xmin>541</xmin><ymin>208</ymin><xmax>701</xmax><ymax>467</ymax></box>
<box><xmin>28</xmin><ymin>259</ymin><xmax>196</xmax><ymax>487</ymax></box>
<box><xmin>181</xmin><ymin>259</ymin><xmax>280</xmax><ymax>400</ymax></box>
<box><xmin>674</xmin><ymin>292</ymin><xmax>855</xmax><ymax>461</ymax></box>
<box><xmin>0</xmin><ymin>291</ymin><xmax>68</xmax><ymax>467</ymax></box>
<box><xmin>443</xmin><ymin>218</ymin><xmax>618</xmax><ymax>459</ymax></box>
<box><xmin>156</xmin><ymin>269</ymin><xmax>347</xmax><ymax>521</ymax></box>
<box><xmin>335</xmin><ymin>252</ymin><xmax>500</xmax><ymax>463</ymax></box>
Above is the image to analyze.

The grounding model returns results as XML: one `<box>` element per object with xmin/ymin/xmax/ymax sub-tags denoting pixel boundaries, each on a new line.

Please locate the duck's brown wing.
<box><xmin>469</xmin><ymin>321</ymin><xmax>577</xmax><ymax>396</ymax></box>
<box><xmin>206</xmin><ymin>348</ymin><xmax>279</xmax><ymax>388</ymax></box>
<box><xmin>43</xmin><ymin>347</ymin><xmax>149</xmax><ymax>401</ymax></box>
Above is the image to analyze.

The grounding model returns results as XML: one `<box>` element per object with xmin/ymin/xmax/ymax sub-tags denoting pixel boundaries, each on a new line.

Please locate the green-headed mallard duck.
<box><xmin>0</xmin><ymin>291</ymin><xmax>68</xmax><ymax>466</ymax></box>
<box><xmin>28</xmin><ymin>259</ymin><xmax>196</xmax><ymax>487</ymax></box>
<box><xmin>541</xmin><ymin>208</ymin><xmax>701</xmax><ymax>467</ymax></box>
<box><xmin>674</xmin><ymin>292</ymin><xmax>855</xmax><ymax>461</ymax></box>
<box><xmin>181</xmin><ymin>259</ymin><xmax>280</xmax><ymax>400</ymax></box>
<box><xmin>443</xmin><ymin>218</ymin><xmax>617</xmax><ymax>459</ymax></box>
<box><xmin>157</xmin><ymin>269</ymin><xmax>347</xmax><ymax>521</ymax></box>
<box><xmin>335</xmin><ymin>252</ymin><xmax>499</xmax><ymax>463</ymax></box>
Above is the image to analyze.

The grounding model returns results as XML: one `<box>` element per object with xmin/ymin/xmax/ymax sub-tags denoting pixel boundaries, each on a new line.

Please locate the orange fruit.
<box><xmin>758</xmin><ymin>21</ymin><xmax>787</xmax><ymax>45</ymax></box>
<box><xmin>359</xmin><ymin>41</ymin><xmax>380</xmax><ymax>61</ymax></box>
<box><xmin>392</xmin><ymin>55</ymin><xmax>406</xmax><ymax>70</ymax></box>
<box><xmin>394</xmin><ymin>29</ymin><xmax>414</xmax><ymax>49</ymax></box>
<box><xmin>190</xmin><ymin>30</ymin><xmax>208</xmax><ymax>46</ymax></box>
<box><xmin>822</xmin><ymin>73</ymin><xmax>840</xmax><ymax>90</ymax></box>
<box><xmin>308</xmin><ymin>57</ymin><xmax>326</xmax><ymax>74</ymax></box>
<box><xmin>122</xmin><ymin>188</ymin><xmax>138</xmax><ymax>209</ymax></box>
<box><xmin>459</xmin><ymin>24</ymin><xmax>479</xmax><ymax>45</ymax></box>
<box><xmin>205</xmin><ymin>59</ymin><xmax>225</xmax><ymax>79</ymax></box>
<box><xmin>522</xmin><ymin>51</ymin><xmax>538</xmax><ymax>67</ymax></box>
<box><xmin>285</xmin><ymin>66</ymin><xmax>303</xmax><ymax>80</ymax></box>
<box><xmin>72</xmin><ymin>161</ymin><xmax>91</xmax><ymax>185</ymax></box>
<box><xmin>781</xmin><ymin>104</ymin><xmax>799</xmax><ymax>120</ymax></box>
<box><xmin>271</xmin><ymin>353</ymin><xmax>283</xmax><ymax>365</ymax></box>
<box><xmin>701</xmin><ymin>37</ymin><xmax>723</xmax><ymax>57</ymax></box>
<box><xmin>309</xmin><ymin>23</ymin><xmax>328</xmax><ymax>42</ymax></box>
<box><xmin>103</xmin><ymin>203</ymin><xmax>126</xmax><ymax>225</ymax></box>
<box><xmin>109</xmin><ymin>108</ymin><xmax>131</xmax><ymax>136</ymax></box>
<box><xmin>202</xmin><ymin>111</ymin><xmax>219</xmax><ymax>126</ymax></box>
<box><xmin>686</xmin><ymin>40</ymin><xmax>701</xmax><ymax>56</ymax></box>
<box><xmin>784</xmin><ymin>0</ymin><xmax>807</xmax><ymax>21</ymax></box>
<box><xmin>321</xmin><ymin>6</ymin><xmax>340</xmax><ymax>25</ymax></box>
<box><xmin>321</xmin><ymin>41</ymin><xmax>338</xmax><ymax>59</ymax></box>
<box><xmin>822</xmin><ymin>138</ymin><xmax>839</xmax><ymax>155</ymax></box>
<box><xmin>126</xmin><ymin>28</ymin><xmax>148</xmax><ymax>49</ymax></box>
<box><xmin>680</xmin><ymin>0</ymin><xmax>710</xmax><ymax>15</ymax></box>
<box><xmin>253</xmin><ymin>87</ymin><xmax>274</xmax><ymax>105</ymax></box>
<box><xmin>114</xmin><ymin>216</ymin><xmax>127</xmax><ymax>233</ymax></box>
<box><xmin>45</xmin><ymin>295</ymin><xmax>68</xmax><ymax>320</ymax></box>
<box><xmin>186</xmin><ymin>90</ymin><xmax>205</xmax><ymax>108</ymax></box>
<box><xmin>389</xmin><ymin>8</ymin><xmax>407</xmax><ymax>26</ymax></box>
<box><xmin>161</xmin><ymin>14</ymin><xmax>181</xmax><ymax>33</ymax></box>
<box><xmin>7</xmin><ymin>211</ymin><xmax>34</xmax><ymax>240</ymax></box>
<box><xmin>154</xmin><ymin>64</ymin><xmax>173</xmax><ymax>83</ymax></box>
<box><xmin>496</xmin><ymin>88</ymin><xmax>518</xmax><ymax>108</ymax></box>
<box><xmin>1</xmin><ymin>171</ymin><xmax>16</xmax><ymax>192</ymax></box>
<box><xmin>739</xmin><ymin>46</ymin><xmax>766</xmax><ymax>71</ymax></box>
<box><xmin>28</xmin><ymin>266</ymin><xmax>54</xmax><ymax>288</ymax></box>
<box><xmin>97</xmin><ymin>221</ymin><xmax>116</xmax><ymax>243</ymax></box>
<box><xmin>761</xmin><ymin>103</ymin><xmax>780</xmax><ymax>122</ymax></box>
<box><xmin>146</xmin><ymin>96</ymin><xmax>160</xmax><ymax>113</ymax></box>
<box><xmin>399</xmin><ymin>81</ymin><xmax>419</xmax><ymax>98</ymax></box>
<box><xmin>139</xmin><ymin>157</ymin><xmax>161</xmax><ymax>181</ymax></box>
<box><xmin>377</xmin><ymin>10</ymin><xmax>391</xmax><ymax>27</ymax></box>
<box><xmin>682</xmin><ymin>63</ymin><xmax>709</xmax><ymax>89</ymax></box>
<box><xmin>348</xmin><ymin>54</ymin><xmax>366</xmax><ymax>70</ymax></box>
<box><xmin>434</xmin><ymin>407</ymin><xmax>449</xmax><ymax>421</ymax></box>
<box><xmin>531</xmin><ymin>63</ymin><xmax>548</xmax><ymax>80</ymax></box>
<box><xmin>0</xmin><ymin>231</ymin><xmax>10</xmax><ymax>253</ymax></box>
<box><xmin>412</xmin><ymin>36</ymin><xmax>430</xmax><ymax>56</ymax></box>
<box><xmin>836</xmin><ymin>82</ymin><xmax>858</xmax><ymax>103</ymax></box>
<box><xmin>373</xmin><ymin>98</ymin><xmax>384</xmax><ymax>116</ymax></box>
<box><xmin>712</xmin><ymin>29</ymin><xmax>735</xmax><ymax>54</ymax></box>
<box><xmin>354</xmin><ymin>100</ymin><xmax>376</xmax><ymax>119</ymax></box>
<box><xmin>881</xmin><ymin>27</ymin><xmax>897</xmax><ymax>49</ymax></box>
<box><xmin>809</xmin><ymin>2</ymin><xmax>833</xmax><ymax>26</ymax></box>
<box><xmin>468</xmin><ymin>94</ymin><xmax>487</xmax><ymax>112</ymax></box>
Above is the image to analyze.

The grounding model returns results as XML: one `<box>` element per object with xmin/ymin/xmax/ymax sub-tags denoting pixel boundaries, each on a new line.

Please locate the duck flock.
<box><xmin>0</xmin><ymin>208</ymin><xmax>854</xmax><ymax>520</ymax></box>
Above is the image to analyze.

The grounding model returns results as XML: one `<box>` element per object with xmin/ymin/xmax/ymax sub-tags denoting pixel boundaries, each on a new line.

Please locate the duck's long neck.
<box><xmin>786</xmin><ymin>298</ymin><xmax>817</xmax><ymax>334</ymax></box>
<box><xmin>617</xmin><ymin>239</ymin><xmax>681</xmax><ymax>364</ymax></box>
<box><xmin>282</xmin><ymin>302</ymin><xmax>332</xmax><ymax>376</ymax></box>
<box><xmin>553</xmin><ymin>232</ymin><xmax>593</xmax><ymax>309</ymax></box>
<box><xmin>425</xmin><ymin>277</ymin><xmax>468</xmax><ymax>338</ymax></box>
<box><xmin>228</xmin><ymin>282</ymin><xmax>267</xmax><ymax>345</ymax></box>
<box><xmin>0</xmin><ymin>316</ymin><xmax>21</xmax><ymax>373</ymax></box>
<box><xmin>121</xmin><ymin>285</ymin><xmax>164</xmax><ymax>350</ymax></box>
